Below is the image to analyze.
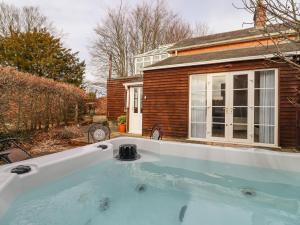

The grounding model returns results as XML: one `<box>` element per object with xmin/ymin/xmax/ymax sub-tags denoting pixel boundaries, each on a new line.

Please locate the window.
<box><xmin>254</xmin><ymin>70</ymin><xmax>276</xmax><ymax>144</ymax></box>
<box><xmin>134</xmin><ymin>53</ymin><xmax>169</xmax><ymax>75</ymax></box>
<box><xmin>134</xmin><ymin>88</ymin><xmax>138</xmax><ymax>113</ymax></box>
<box><xmin>143</xmin><ymin>57</ymin><xmax>151</xmax><ymax>67</ymax></box>
<box><xmin>232</xmin><ymin>74</ymin><xmax>248</xmax><ymax>139</ymax></box>
<box><xmin>211</xmin><ymin>76</ymin><xmax>226</xmax><ymax>138</ymax></box>
<box><xmin>190</xmin><ymin>75</ymin><xmax>207</xmax><ymax>138</ymax></box>
<box><xmin>153</xmin><ymin>55</ymin><xmax>160</xmax><ymax>63</ymax></box>
<box><xmin>135</xmin><ymin>62</ymin><xmax>143</xmax><ymax>75</ymax></box>
<box><xmin>140</xmin><ymin>89</ymin><xmax>143</xmax><ymax>113</ymax></box>
<box><xmin>161</xmin><ymin>54</ymin><xmax>168</xmax><ymax>60</ymax></box>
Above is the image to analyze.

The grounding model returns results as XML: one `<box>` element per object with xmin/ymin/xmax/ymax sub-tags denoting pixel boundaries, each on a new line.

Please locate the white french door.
<box><xmin>190</xmin><ymin>69</ymin><xmax>278</xmax><ymax>146</ymax></box>
<box><xmin>228</xmin><ymin>72</ymin><xmax>253</xmax><ymax>143</ymax></box>
<box><xmin>207</xmin><ymin>74</ymin><xmax>229</xmax><ymax>141</ymax></box>
<box><xmin>129</xmin><ymin>86</ymin><xmax>143</xmax><ymax>134</ymax></box>
<box><xmin>206</xmin><ymin>72</ymin><xmax>252</xmax><ymax>143</ymax></box>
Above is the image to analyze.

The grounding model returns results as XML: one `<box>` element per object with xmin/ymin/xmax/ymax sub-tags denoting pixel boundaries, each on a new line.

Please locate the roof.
<box><xmin>109</xmin><ymin>75</ymin><xmax>143</xmax><ymax>81</ymax></box>
<box><xmin>134</xmin><ymin>44</ymin><xmax>173</xmax><ymax>58</ymax></box>
<box><xmin>144</xmin><ymin>43</ymin><xmax>300</xmax><ymax>71</ymax></box>
<box><xmin>169</xmin><ymin>25</ymin><xmax>292</xmax><ymax>52</ymax></box>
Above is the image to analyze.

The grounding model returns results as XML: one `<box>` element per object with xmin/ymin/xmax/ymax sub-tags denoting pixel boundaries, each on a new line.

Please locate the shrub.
<box><xmin>87</xmin><ymin>92</ymin><xmax>97</xmax><ymax>100</ymax></box>
<box><xmin>51</xmin><ymin>126</ymin><xmax>84</xmax><ymax>140</ymax></box>
<box><xmin>0</xmin><ymin>66</ymin><xmax>87</xmax><ymax>135</ymax></box>
<box><xmin>102</xmin><ymin>120</ymin><xmax>109</xmax><ymax>127</ymax></box>
<box><xmin>118</xmin><ymin>115</ymin><xmax>126</xmax><ymax>124</ymax></box>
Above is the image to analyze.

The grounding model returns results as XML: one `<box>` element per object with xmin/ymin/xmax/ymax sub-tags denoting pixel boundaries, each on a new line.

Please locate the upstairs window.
<box><xmin>134</xmin><ymin>54</ymin><xmax>169</xmax><ymax>75</ymax></box>
<box><xmin>135</xmin><ymin>58</ymin><xmax>144</xmax><ymax>75</ymax></box>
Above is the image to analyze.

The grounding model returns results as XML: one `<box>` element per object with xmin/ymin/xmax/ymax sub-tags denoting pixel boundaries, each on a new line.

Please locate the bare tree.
<box><xmin>193</xmin><ymin>22</ymin><xmax>211</xmax><ymax>37</ymax></box>
<box><xmin>161</xmin><ymin>16</ymin><xmax>192</xmax><ymax>44</ymax></box>
<box><xmin>127</xmin><ymin>0</ymin><xmax>196</xmax><ymax>74</ymax></box>
<box><xmin>128</xmin><ymin>2</ymin><xmax>154</xmax><ymax>55</ymax></box>
<box><xmin>91</xmin><ymin>0</ymin><xmax>210</xmax><ymax>78</ymax></box>
<box><xmin>0</xmin><ymin>2</ymin><xmax>54</xmax><ymax>37</ymax></box>
<box><xmin>92</xmin><ymin>4</ymin><xmax>129</xmax><ymax>78</ymax></box>
<box><xmin>22</xmin><ymin>6</ymin><xmax>53</xmax><ymax>33</ymax></box>
<box><xmin>241</xmin><ymin>0</ymin><xmax>300</xmax><ymax>69</ymax></box>
<box><xmin>240</xmin><ymin>0</ymin><xmax>300</xmax><ymax>106</ymax></box>
<box><xmin>0</xmin><ymin>3</ymin><xmax>20</xmax><ymax>37</ymax></box>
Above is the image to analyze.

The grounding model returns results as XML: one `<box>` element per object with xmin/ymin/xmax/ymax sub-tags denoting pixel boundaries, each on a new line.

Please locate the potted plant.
<box><xmin>118</xmin><ymin>115</ymin><xmax>126</xmax><ymax>133</ymax></box>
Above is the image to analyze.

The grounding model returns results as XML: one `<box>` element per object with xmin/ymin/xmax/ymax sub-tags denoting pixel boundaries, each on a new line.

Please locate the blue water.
<box><xmin>1</xmin><ymin>153</ymin><xmax>300</xmax><ymax>225</ymax></box>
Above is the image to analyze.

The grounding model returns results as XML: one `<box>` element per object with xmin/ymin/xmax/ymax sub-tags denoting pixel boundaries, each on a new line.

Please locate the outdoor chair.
<box><xmin>150</xmin><ymin>124</ymin><xmax>163</xmax><ymax>140</ymax></box>
<box><xmin>88</xmin><ymin>124</ymin><xmax>111</xmax><ymax>143</ymax></box>
<box><xmin>0</xmin><ymin>138</ymin><xmax>32</xmax><ymax>164</ymax></box>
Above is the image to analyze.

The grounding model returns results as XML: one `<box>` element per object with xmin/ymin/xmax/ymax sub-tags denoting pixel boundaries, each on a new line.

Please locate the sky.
<box><xmin>4</xmin><ymin>0</ymin><xmax>253</xmax><ymax>82</ymax></box>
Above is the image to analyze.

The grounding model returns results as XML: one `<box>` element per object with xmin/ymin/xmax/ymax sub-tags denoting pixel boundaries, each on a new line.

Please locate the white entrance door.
<box><xmin>129</xmin><ymin>86</ymin><xmax>143</xmax><ymax>134</ymax></box>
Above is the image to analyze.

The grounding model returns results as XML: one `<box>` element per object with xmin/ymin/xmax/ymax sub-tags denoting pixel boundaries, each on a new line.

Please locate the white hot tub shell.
<box><xmin>1</xmin><ymin>137</ymin><xmax>300</xmax><ymax>216</ymax></box>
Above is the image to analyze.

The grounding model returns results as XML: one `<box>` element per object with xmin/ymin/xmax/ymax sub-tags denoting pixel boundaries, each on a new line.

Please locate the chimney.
<box><xmin>108</xmin><ymin>54</ymin><xmax>112</xmax><ymax>80</ymax></box>
<box><xmin>254</xmin><ymin>0</ymin><xmax>266</xmax><ymax>29</ymax></box>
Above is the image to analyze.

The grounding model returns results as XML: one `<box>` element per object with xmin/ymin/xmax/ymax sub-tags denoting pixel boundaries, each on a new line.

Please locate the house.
<box><xmin>107</xmin><ymin>43</ymin><xmax>172</xmax><ymax>133</ymax></box>
<box><xmin>107</xmin><ymin>4</ymin><xmax>300</xmax><ymax>148</ymax></box>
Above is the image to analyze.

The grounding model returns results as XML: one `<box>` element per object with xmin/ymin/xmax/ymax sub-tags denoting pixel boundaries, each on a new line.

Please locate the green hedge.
<box><xmin>0</xmin><ymin>66</ymin><xmax>87</xmax><ymax>134</ymax></box>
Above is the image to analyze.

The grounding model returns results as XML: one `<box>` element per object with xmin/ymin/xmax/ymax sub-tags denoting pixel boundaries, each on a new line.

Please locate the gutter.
<box><xmin>143</xmin><ymin>51</ymin><xmax>299</xmax><ymax>71</ymax></box>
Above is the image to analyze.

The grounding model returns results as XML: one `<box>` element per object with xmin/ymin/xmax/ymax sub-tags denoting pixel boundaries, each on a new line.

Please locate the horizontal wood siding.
<box><xmin>107</xmin><ymin>77</ymin><xmax>142</xmax><ymax>120</ymax></box>
<box><xmin>176</xmin><ymin>38</ymin><xmax>272</xmax><ymax>56</ymax></box>
<box><xmin>278</xmin><ymin>64</ymin><xmax>300</xmax><ymax>147</ymax></box>
<box><xmin>143</xmin><ymin>60</ymin><xmax>300</xmax><ymax>147</ymax></box>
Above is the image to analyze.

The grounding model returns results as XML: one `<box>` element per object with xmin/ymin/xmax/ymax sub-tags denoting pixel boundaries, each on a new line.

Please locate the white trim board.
<box><xmin>123</xmin><ymin>82</ymin><xmax>143</xmax><ymax>90</ymax></box>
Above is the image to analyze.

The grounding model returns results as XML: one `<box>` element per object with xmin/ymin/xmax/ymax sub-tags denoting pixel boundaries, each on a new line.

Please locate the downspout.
<box><xmin>108</xmin><ymin>54</ymin><xmax>112</xmax><ymax>80</ymax></box>
<box><xmin>107</xmin><ymin>54</ymin><xmax>112</xmax><ymax>119</ymax></box>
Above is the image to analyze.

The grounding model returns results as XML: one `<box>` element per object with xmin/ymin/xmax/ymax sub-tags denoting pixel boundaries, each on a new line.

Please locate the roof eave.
<box><xmin>143</xmin><ymin>51</ymin><xmax>299</xmax><ymax>71</ymax></box>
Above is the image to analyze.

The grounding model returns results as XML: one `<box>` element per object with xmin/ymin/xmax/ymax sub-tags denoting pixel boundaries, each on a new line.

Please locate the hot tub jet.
<box><xmin>241</xmin><ymin>188</ymin><xmax>257</xmax><ymax>197</ymax></box>
<box><xmin>135</xmin><ymin>184</ymin><xmax>147</xmax><ymax>193</ymax></box>
<box><xmin>99</xmin><ymin>197</ymin><xmax>110</xmax><ymax>212</ymax></box>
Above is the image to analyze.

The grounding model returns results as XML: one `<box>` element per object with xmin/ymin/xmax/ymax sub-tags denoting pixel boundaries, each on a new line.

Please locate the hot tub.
<box><xmin>0</xmin><ymin>137</ymin><xmax>300</xmax><ymax>225</ymax></box>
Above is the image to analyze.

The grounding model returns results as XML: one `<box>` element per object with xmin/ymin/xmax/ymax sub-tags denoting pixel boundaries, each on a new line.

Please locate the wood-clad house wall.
<box><xmin>174</xmin><ymin>37</ymin><xmax>293</xmax><ymax>57</ymax></box>
<box><xmin>143</xmin><ymin>59</ymin><xmax>300</xmax><ymax>147</ymax></box>
<box><xmin>107</xmin><ymin>76</ymin><xmax>142</xmax><ymax>120</ymax></box>
<box><xmin>175</xmin><ymin>39</ymin><xmax>272</xmax><ymax>56</ymax></box>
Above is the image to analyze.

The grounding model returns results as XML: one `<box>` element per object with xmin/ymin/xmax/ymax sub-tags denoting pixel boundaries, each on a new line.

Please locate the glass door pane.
<box><xmin>139</xmin><ymin>88</ymin><xmax>143</xmax><ymax>113</ymax></box>
<box><xmin>232</xmin><ymin>74</ymin><xmax>248</xmax><ymax>139</ymax></box>
<box><xmin>133</xmin><ymin>88</ymin><xmax>139</xmax><ymax>113</ymax></box>
<box><xmin>211</xmin><ymin>76</ymin><xmax>226</xmax><ymax>138</ymax></box>
<box><xmin>254</xmin><ymin>70</ymin><xmax>275</xmax><ymax>144</ymax></box>
<box><xmin>190</xmin><ymin>75</ymin><xmax>207</xmax><ymax>138</ymax></box>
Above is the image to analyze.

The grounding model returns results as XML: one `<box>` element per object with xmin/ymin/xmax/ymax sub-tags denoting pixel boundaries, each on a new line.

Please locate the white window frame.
<box><xmin>135</xmin><ymin>60</ymin><xmax>144</xmax><ymax>75</ymax></box>
<box><xmin>188</xmin><ymin>69</ymin><xmax>279</xmax><ymax>147</ymax></box>
<box><xmin>134</xmin><ymin>53</ymin><xmax>170</xmax><ymax>75</ymax></box>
